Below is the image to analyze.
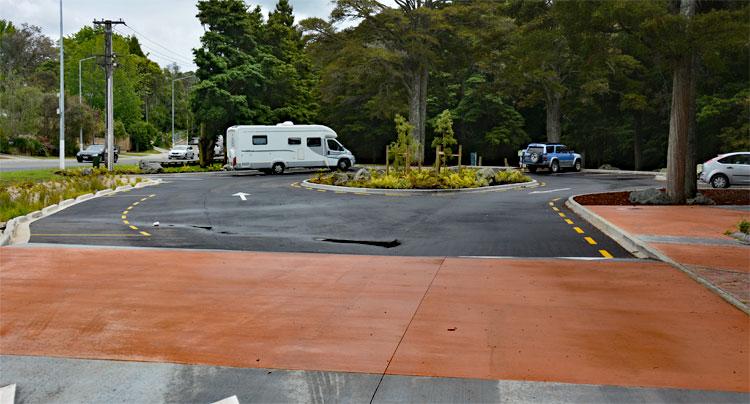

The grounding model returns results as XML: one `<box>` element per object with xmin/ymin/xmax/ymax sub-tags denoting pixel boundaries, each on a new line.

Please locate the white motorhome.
<box><xmin>226</xmin><ymin>122</ymin><xmax>356</xmax><ymax>174</ymax></box>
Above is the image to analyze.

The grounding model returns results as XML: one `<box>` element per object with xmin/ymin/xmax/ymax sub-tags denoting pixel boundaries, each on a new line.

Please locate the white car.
<box><xmin>168</xmin><ymin>145</ymin><xmax>197</xmax><ymax>160</ymax></box>
<box><xmin>700</xmin><ymin>152</ymin><xmax>750</xmax><ymax>188</ymax></box>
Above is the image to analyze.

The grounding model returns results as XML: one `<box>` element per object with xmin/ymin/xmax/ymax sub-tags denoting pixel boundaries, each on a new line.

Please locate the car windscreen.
<box><xmin>173</xmin><ymin>146</ymin><xmax>187</xmax><ymax>150</ymax></box>
<box><xmin>85</xmin><ymin>145</ymin><xmax>104</xmax><ymax>151</ymax></box>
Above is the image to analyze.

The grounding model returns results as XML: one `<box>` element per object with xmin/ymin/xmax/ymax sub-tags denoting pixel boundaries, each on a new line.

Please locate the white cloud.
<box><xmin>0</xmin><ymin>0</ymin><xmax>340</xmax><ymax>71</ymax></box>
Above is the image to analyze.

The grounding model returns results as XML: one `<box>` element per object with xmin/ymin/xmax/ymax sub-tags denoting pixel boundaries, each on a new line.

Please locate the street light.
<box><xmin>78</xmin><ymin>56</ymin><xmax>96</xmax><ymax>151</ymax></box>
<box><xmin>58</xmin><ymin>0</ymin><xmax>65</xmax><ymax>169</ymax></box>
<box><xmin>171</xmin><ymin>75</ymin><xmax>195</xmax><ymax>148</ymax></box>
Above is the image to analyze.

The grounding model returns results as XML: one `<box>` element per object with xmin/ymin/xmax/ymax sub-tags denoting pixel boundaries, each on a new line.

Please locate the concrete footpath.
<box><xmin>0</xmin><ymin>245</ymin><xmax>748</xmax><ymax>402</ymax></box>
<box><xmin>586</xmin><ymin>205</ymin><xmax>750</xmax><ymax>309</ymax></box>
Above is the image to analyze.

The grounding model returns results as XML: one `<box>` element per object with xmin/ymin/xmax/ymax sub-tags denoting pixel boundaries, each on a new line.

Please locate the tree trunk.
<box><xmin>666</xmin><ymin>0</ymin><xmax>696</xmax><ymax>204</ymax></box>
<box><xmin>633</xmin><ymin>115</ymin><xmax>642</xmax><ymax>171</ymax></box>
<box><xmin>683</xmin><ymin>54</ymin><xmax>698</xmax><ymax>199</ymax></box>
<box><xmin>545</xmin><ymin>91</ymin><xmax>562</xmax><ymax>143</ymax></box>
<box><xmin>407</xmin><ymin>66</ymin><xmax>428</xmax><ymax>164</ymax></box>
<box><xmin>198</xmin><ymin>123</ymin><xmax>215</xmax><ymax>167</ymax></box>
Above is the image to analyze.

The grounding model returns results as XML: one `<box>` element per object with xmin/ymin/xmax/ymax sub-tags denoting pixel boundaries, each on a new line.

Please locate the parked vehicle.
<box><xmin>700</xmin><ymin>152</ymin><xmax>750</xmax><ymax>188</ymax></box>
<box><xmin>76</xmin><ymin>144</ymin><xmax>119</xmax><ymax>163</ymax></box>
<box><xmin>520</xmin><ymin>143</ymin><xmax>582</xmax><ymax>173</ymax></box>
<box><xmin>168</xmin><ymin>145</ymin><xmax>197</xmax><ymax>160</ymax></box>
<box><xmin>226</xmin><ymin>122</ymin><xmax>356</xmax><ymax>174</ymax></box>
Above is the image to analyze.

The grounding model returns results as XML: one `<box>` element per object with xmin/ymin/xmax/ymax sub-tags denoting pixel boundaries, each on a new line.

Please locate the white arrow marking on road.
<box><xmin>529</xmin><ymin>188</ymin><xmax>571</xmax><ymax>194</ymax></box>
<box><xmin>233</xmin><ymin>192</ymin><xmax>251</xmax><ymax>201</ymax></box>
<box><xmin>212</xmin><ymin>396</ymin><xmax>239</xmax><ymax>404</ymax></box>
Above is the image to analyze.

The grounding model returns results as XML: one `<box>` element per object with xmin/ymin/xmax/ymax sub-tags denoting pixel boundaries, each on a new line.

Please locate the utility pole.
<box><xmin>171</xmin><ymin>75</ymin><xmax>195</xmax><ymax>148</ymax></box>
<box><xmin>58</xmin><ymin>0</ymin><xmax>65</xmax><ymax>169</ymax></box>
<box><xmin>78</xmin><ymin>56</ymin><xmax>96</xmax><ymax>151</ymax></box>
<box><xmin>93</xmin><ymin>19</ymin><xmax>125</xmax><ymax>170</ymax></box>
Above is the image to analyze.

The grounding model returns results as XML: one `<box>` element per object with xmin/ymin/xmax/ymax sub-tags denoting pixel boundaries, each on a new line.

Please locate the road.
<box><xmin>29</xmin><ymin>170</ymin><xmax>661</xmax><ymax>258</ymax></box>
<box><xmin>0</xmin><ymin>154</ymin><xmax>161</xmax><ymax>171</ymax></box>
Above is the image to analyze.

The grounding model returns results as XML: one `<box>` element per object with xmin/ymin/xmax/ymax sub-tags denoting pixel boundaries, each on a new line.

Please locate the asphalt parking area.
<box><xmin>28</xmin><ymin>170</ymin><xmax>661</xmax><ymax>257</ymax></box>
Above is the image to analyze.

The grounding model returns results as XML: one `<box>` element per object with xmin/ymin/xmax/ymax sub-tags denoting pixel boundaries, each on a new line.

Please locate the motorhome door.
<box><xmin>306</xmin><ymin>137</ymin><xmax>326</xmax><ymax>167</ymax></box>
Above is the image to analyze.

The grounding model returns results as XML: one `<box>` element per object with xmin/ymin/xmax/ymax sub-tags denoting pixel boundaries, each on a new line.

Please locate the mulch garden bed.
<box><xmin>575</xmin><ymin>188</ymin><xmax>750</xmax><ymax>206</ymax></box>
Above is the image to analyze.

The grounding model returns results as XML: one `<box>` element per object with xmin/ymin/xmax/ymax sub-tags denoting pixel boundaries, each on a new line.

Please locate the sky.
<box><xmin>0</xmin><ymin>0</ymin><xmax>344</xmax><ymax>71</ymax></box>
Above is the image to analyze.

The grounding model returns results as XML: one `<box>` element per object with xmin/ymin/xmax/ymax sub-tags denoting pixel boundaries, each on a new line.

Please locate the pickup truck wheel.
<box><xmin>574</xmin><ymin>159</ymin><xmax>582</xmax><ymax>172</ymax></box>
<box><xmin>550</xmin><ymin>160</ymin><xmax>560</xmax><ymax>174</ymax></box>
<box><xmin>272</xmin><ymin>163</ymin><xmax>285</xmax><ymax>175</ymax></box>
<box><xmin>710</xmin><ymin>174</ymin><xmax>729</xmax><ymax>188</ymax></box>
<box><xmin>337</xmin><ymin>159</ymin><xmax>351</xmax><ymax>171</ymax></box>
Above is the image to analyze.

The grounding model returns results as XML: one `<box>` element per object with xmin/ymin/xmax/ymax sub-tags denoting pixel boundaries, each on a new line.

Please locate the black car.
<box><xmin>76</xmin><ymin>144</ymin><xmax>119</xmax><ymax>163</ymax></box>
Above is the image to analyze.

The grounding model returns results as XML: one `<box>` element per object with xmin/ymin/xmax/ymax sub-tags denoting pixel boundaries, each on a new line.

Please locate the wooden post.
<box><xmin>405</xmin><ymin>148</ymin><xmax>410</xmax><ymax>174</ymax></box>
<box><xmin>385</xmin><ymin>145</ymin><xmax>390</xmax><ymax>175</ymax></box>
<box><xmin>435</xmin><ymin>146</ymin><xmax>441</xmax><ymax>174</ymax></box>
<box><xmin>504</xmin><ymin>157</ymin><xmax>509</xmax><ymax>167</ymax></box>
<box><xmin>458</xmin><ymin>145</ymin><xmax>462</xmax><ymax>171</ymax></box>
<box><xmin>478</xmin><ymin>156</ymin><xmax>483</xmax><ymax>166</ymax></box>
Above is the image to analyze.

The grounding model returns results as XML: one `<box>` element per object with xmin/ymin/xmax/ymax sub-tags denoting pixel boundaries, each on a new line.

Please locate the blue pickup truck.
<box><xmin>520</xmin><ymin>143</ymin><xmax>582</xmax><ymax>173</ymax></box>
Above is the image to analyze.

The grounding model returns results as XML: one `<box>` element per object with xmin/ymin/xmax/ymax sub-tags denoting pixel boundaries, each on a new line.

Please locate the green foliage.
<box><xmin>738</xmin><ymin>219</ymin><xmax>750</xmax><ymax>235</ymax></box>
<box><xmin>0</xmin><ymin>170</ymin><xmax>133</xmax><ymax>221</ymax></box>
<box><xmin>494</xmin><ymin>169</ymin><xmax>531</xmax><ymax>185</ymax></box>
<box><xmin>127</xmin><ymin>121</ymin><xmax>159</xmax><ymax>152</ymax></box>
<box><xmin>431</xmin><ymin>109</ymin><xmax>457</xmax><ymax>165</ymax></box>
<box><xmin>388</xmin><ymin>114</ymin><xmax>419</xmax><ymax>169</ymax></box>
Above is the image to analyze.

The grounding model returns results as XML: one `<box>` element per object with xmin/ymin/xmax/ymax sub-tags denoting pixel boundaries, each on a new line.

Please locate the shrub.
<box><xmin>495</xmin><ymin>169</ymin><xmax>531</xmax><ymax>185</ymax></box>
<box><xmin>739</xmin><ymin>219</ymin><xmax>749</xmax><ymax>235</ymax></box>
<box><xmin>369</xmin><ymin>174</ymin><xmax>412</xmax><ymax>189</ymax></box>
<box><xmin>408</xmin><ymin>169</ymin><xmax>440</xmax><ymax>189</ymax></box>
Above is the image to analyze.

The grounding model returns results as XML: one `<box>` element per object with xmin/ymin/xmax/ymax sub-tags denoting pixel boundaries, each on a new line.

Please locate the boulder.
<box><xmin>81</xmin><ymin>167</ymin><xmax>94</xmax><ymax>176</ymax></box>
<box><xmin>353</xmin><ymin>168</ymin><xmax>371</xmax><ymax>182</ymax></box>
<box><xmin>687</xmin><ymin>193</ymin><xmax>715</xmax><ymax>205</ymax></box>
<box><xmin>476</xmin><ymin>167</ymin><xmax>497</xmax><ymax>184</ymax></box>
<box><xmin>628</xmin><ymin>188</ymin><xmax>671</xmax><ymax>205</ymax></box>
<box><xmin>139</xmin><ymin>159</ymin><xmax>163</xmax><ymax>174</ymax></box>
<box><xmin>333</xmin><ymin>172</ymin><xmax>349</xmax><ymax>186</ymax></box>
<box><xmin>598</xmin><ymin>164</ymin><xmax>620</xmax><ymax>170</ymax></box>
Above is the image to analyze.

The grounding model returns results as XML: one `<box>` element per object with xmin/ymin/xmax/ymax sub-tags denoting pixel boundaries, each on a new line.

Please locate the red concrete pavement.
<box><xmin>1</xmin><ymin>246</ymin><xmax>748</xmax><ymax>392</ymax></box>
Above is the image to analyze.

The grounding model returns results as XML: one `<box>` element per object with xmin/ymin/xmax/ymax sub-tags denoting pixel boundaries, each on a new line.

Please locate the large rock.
<box><xmin>353</xmin><ymin>168</ymin><xmax>371</xmax><ymax>182</ymax></box>
<box><xmin>687</xmin><ymin>193</ymin><xmax>715</xmax><ymax>205</ymax></box>
<box><xmin>598</xmin><ymin>164</ymin><xmax>620</xmax><ymax>170</ymax></box>
<box><xmin>81</xmin><ymin>167</ymin><xmax>94</xmax><ymax>176</ymax></box>
<box><xmin>628</xmin><ymin>188</ymin><xmax>671</xmax><ymax>205</ymax></box>
<box><xmin>139</xmin><ymin>160</ymin><xmax>163</xmax><ymax>174</ymax></box>
<box><xmin>333</xmin><ymin>172</ymin><xmax>349</xmax><ymax>186</ymax></box>
<box><xmin>476</xmin><ymin>167</ymin><xmax>497</xmax><ymax>185</ymax></box>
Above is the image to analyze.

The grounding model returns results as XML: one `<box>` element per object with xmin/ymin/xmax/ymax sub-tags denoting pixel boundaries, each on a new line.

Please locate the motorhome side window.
<box><xmin>327</xmin><ymin>139</ymin><xmax>342</xmax><ymax>151</ymax></box>
<box><xmin>307</xmin><ymin>137</ymin><xmax>322</xmax><ymax>147</ymax></box>
<box><xmin>252</xmin><ymin>136</ymin><xmax>268</xmax><ymax>145</ymax></box>
<box><xmin>288</xmin><ymin>137</ymin><xmax>301</xmax><ymax>145</ymax></box>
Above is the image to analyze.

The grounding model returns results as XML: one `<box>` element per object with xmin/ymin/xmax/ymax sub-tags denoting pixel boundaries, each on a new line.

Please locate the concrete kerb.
<box><xmin>566</xmin><ymin>195</ymin><xmax>750</xmax><ymax>315</ymax></box>
<box><xmin>300</xmin><ymin>178</ymin><xmax>538</xmax><ymax>195</ymax></box>
<box><xmin>582</xmin><ymin>168</ymin><xmax>666</xmax><ymax>180</ymax></box>
<box><xmin>0</xmin><ymin>177</ymin><xmax>162</xmax><ymax>247</ymax></box>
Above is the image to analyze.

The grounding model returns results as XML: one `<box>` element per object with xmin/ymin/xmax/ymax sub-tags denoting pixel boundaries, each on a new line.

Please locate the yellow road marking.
<box><xmin>33</xmin><ymin>233</ymin><xmax>140</xmax><ymax>237</ymax></box>
<box><xmin>552</xmin><ymin>197</ymin><xmax>560</xmax><ymax>201</ymax></box>
<box><xmin>354</xmin><ymin>192</ymin><xmax>367</xmax><ymax>195</ymax></box>
<box><xmin>129</xmin><ymin>225</ymin><xmax>138</xmax><ymax>230</ymax></box>
<box><xmin>316</xmin><ymin>189</ymin><xmax>327</xmax><ymax>192</ymax></box>
<box><xmin>132</xmin><ymin>201</ymin><xmax>140</xmax><ymax>206</ymax></box>
<box><xmin>139</xmin><ymin>231</ymin><xmax>151</xmax><ymax>236</ymax></box>
<box><xmin>573</xmin><ymin>226</ymin><xmax>584</xmax><ymax>234</ymax></box>
<box><xmin>122</xmin><ymin>210</ymin><xmax>129</xmax><ymax>215</ymax></box>
<box><xmin>149</xmin><ymin>194</ymin><xmax>155</xmax><ymax>197</ymax></box>
<box><xmin>584</xmin><ymin>237</ymin><xmax>597</xmax><ymax>245</ymax></box>
<box><xmin>123</xmin><ymin>220</ymin><xmax>129</xmax><ymax>225</ymax></box>
<box><xmin>548</xmin><ymin>202</ymin><xmax>554</xmax><ymax>206</ymax></box>
<box><xmin>121</xmin><ymin>215</ymin><xmax>127</xmax><ymax>219</ymax></box>
<box><xmin>334</xmin><ymin>191</ymin><xmax>346</xmax><ymax>194</ymax></box>
<box><xmin>140</xmin><ymin>197</ymin><xmax>148</xmax><ymax>202</ymax></box>
<box><xmin>552</xmin><ymin>207</ymin><xmax>559</xmax><ymax>211</ymax></box>
<box><xmin>599</xmin><ymin>249</ymin><xmax>613</xmax><ymax>259</ymax></box>
<box><xmin>564</xmin><ymin>219</ymin><xmax>574</xmax><ymax>225</ymax></box>
<box><xmin>558</xmin><ymin>212</ymin><xmax>566</xmax><ymax>218</ymax></box>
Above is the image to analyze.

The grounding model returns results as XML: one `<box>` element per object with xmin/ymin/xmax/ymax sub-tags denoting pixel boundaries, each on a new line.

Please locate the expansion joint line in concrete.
<box><xmin>368</xmin><ymin>257</ymin><xmax>446</xmax><ymax>404</ymax></box>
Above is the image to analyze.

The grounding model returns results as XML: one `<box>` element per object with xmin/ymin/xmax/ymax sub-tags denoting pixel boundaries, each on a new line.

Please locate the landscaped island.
<box><xmin>309</xmin><ymin>167</ymin><xmax>531</xmax><ymax>190</ymax></box>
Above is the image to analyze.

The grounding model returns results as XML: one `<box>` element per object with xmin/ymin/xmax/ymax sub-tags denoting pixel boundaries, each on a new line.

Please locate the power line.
<box><xmin>112</xmin><ymin>27</ymin><xmax>193</xmax><ymax>67</ymax></box>
<box><xmin>121</xmin><ymin>23</ymin><xmax>194</xmax><ymax>64</ymax></box>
